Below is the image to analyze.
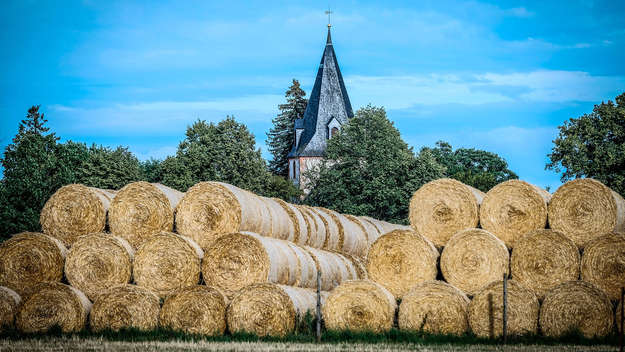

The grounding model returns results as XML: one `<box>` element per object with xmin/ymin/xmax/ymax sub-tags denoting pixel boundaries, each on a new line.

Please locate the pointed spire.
<box><xmin>326</xmin><ymin>25</ymin><xmax>332</xmax><ymax>46</ymax></box>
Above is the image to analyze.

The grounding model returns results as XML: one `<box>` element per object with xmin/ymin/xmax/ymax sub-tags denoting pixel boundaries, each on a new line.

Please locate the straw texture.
<box><xmin>468</xmin><ymin>280</ymin><xmax>539</xmax><ymax>338</ymax></box>
<box><xmin>275</xmin><ymin>199</ymin><xmax>308</xmax><ymax>245</ymax></box>
<box><xmin>0</xmin><ymin>232</ymin><xmax>66</xmax><ymax>296</ymax></box>
<box><xmin>300</xmin><ymin>206</ymin><xmax>327</xmax><ymax>248</ymax></box>
<box><xmin>511</xmin><ymin>229</ymin><xmax>580</xmax><ymax>299</ymax></box>
<box><xmin>16</xmin><ymin>282</ymin><xmax>91</xmax><ymax>333</ymax></box>
<box><xmin>90</xmin><ymin>284</ymin><xmax>160</xmax><ymax>332</ymax></box>
<box><xmin>109</xmin><ymin>182</ymin><xmax>183</xmax><ymax>248</ymax></box>
<box><xmin>581</xmin><ymin>232</ymin><xmax>625</xmax><ymax>301</ymax></box>
<box><xmin>548</xmin><ymin>178</ymin><xmax>625</xmax><ymax>248</ymax></box>
<box><xmin>346</xmin><ymin>215</ymin><xmax>381</xmax><ymax>246</ymax></box>
<box><xmin>440</xmin><ymin>228</ymin><xmax>509</xmax><ymax>296</ymax></box>
<box><xmin>409</xmin><ymin>178</ymin><xmax>485</xmax><ymax>247</ymax></box>
<box><xmin>322</xmin><ymin>280</ymin><xmax>397</xmax><ymax>333</ymax></box>
<box><xmin>261</xmin><ymin>196</ymin><xmax>295</xmax><ymax>242</ymax></box>
<box><xmin>227</xmin><ymin>283</ymin><xmax>323</xmax><ymax>337</ymax></box>
<box><xmin>311</xmin><ymin>207</ymin><xmax>340</xmax><ymax>251</ymax></box>
<box><xmin>398</xmin><ymin>281</ymin><xmax>469</xmax><ymax>335</ymax></box>
<box><xmin>0</xmin><ymin>286</ymin><xmax>20</xmax><ymax>332</ymax></box>
<box><xmin>64</xmin><ymin>233</ymin><xmax>134</xmax><ymax>301</ymax></box>
<box><xmin>366</xmin><ymin>229</ymin><xmax>439</xmax><ymax>298</ymax></box>
<box><xmin>40</xmin><ymin>184</ymin><xmax>116</xmax><ymax>246</ymax></box>
<box><xmin>159</xmin><ymin>285</ymin><xmax>227</xmax><ymax>336</ymax></box>
<box><xmin>480</xmin><ymin>180</ymin><xmax>551</xmax><ymax>248</ymax></box>
<box><xmin>304</xmin><ymin>246</ymin><xmax>358</xmax><ymax>291</ymax></box>
<box><xmin>539</xmin><ymin>281</ymin><xmax>613</xmax><ymax>338</ymax></box>
<box><xmin>133</xmin><ymin>232</ymin><xmax>203</xmax><ymax>298</ymax></box>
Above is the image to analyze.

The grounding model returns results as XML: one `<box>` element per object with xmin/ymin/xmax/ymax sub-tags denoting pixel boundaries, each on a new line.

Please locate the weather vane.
<box><xmin>325</xmin><ymin>7</ymin><xmax>333</xmax><ymax>28</ymax></box>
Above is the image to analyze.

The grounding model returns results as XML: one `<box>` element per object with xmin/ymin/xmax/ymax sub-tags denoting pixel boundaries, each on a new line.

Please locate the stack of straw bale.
<box><xmin>366</xmin><ymin>229</ymin><xmax>439</xmax><ymax>298</ymax></box>
<box><xmin>159</xmin><ymin>285</ymin><xmax>228</xmax><ymax>336</ymax></box>
<box><xmin>0</xmin><ymin>286</ymin><xmax>20</xmax><ymax>332</ymax></box>
<box><xmin>580</xmin><ymin>232</ymin><xmax>625</xmax><ymax>301</ymax></box>
<box><xmin>109</xmin><ymin>182</ymin><xmax>183</xmax><ymax>248</ymax></box>
<box><xmin>398</xmin><ymin>281</ymin><xmax>470</xmax><ymax>335</ymax></box>
<box><xmin>227</xmin><ymin>283</ymin><xmax>325</xmax><ymax>337</ymax></box>
<box><xmin>90</xmin><ymin>284</ymin><xmax>160</xmax><ymax>332</ymax></box>
<box><xmin>40</xmin><ymin>184</ymin><xmax>116</xmax><ymax>246</ymax></box>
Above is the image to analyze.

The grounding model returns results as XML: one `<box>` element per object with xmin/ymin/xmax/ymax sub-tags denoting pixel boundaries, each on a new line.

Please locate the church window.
<box><xmin>331</xmin><ymin>127</ymin><xmax>339</xmax><ymax>138</ymax></box>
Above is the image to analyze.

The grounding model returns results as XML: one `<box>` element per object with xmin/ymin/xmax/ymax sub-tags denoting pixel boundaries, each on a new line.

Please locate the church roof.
<box><xmin>288</xmin><ymin>27</ymin><xmax>354</xmax><ymax>158</ymax></box>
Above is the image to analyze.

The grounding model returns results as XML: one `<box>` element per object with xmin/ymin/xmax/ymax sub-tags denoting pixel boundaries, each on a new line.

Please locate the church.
<box><xmin>287</xmin><ymin>25</ymin><xmax>354</xmax><ymax>192</ymax></box>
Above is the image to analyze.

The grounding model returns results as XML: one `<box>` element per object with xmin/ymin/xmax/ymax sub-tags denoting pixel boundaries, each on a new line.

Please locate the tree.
<box><xmin>141</xmin><ymin>158</ymin><xmax>163</xmax><ymax>183</ymax></box>
<box><xmin>160</xmin><ymin>117</ymin><xmax>272</xmax><ymax>193</ymax></box>
<box><xmin>0</xmin><ymin>106</ymin><xmax>79</xmax><ymax>238</ymax></box>
<box><xmin>421</xmin><ymin>140</ymin><xmax>518</xmax><ymax>192</ymax></box>
<box><xmin>69</xmin><ymin>144</ymin><xmax>144</xmax><ymax>190</ymax></box>
<box><xmin>266</xmin><ymin>79</ymin><xmax>307</xmax><ymax>177</ymax></box>
<box><xmin>547</xmin><ymin>92</ymin><xmax>625</xmax><ymax>195</ymax></box>
<box><xmin>305</xmin><ymin>105</ymin><xmax>445</xmax><ymax>223</ymax></box>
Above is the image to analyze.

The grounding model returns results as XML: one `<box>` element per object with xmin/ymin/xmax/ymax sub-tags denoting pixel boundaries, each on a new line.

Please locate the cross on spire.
<box><xmin>325</xmin><ymin>8</ymin><xmax>333</xmax><ymax>28</ymax></box>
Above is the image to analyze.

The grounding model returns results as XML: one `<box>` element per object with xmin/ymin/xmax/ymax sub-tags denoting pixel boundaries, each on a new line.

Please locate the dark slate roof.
<box><xmin>288</xmin><ymin>27</ymin><xmax>354</xmax><ymax>158</ymax></box>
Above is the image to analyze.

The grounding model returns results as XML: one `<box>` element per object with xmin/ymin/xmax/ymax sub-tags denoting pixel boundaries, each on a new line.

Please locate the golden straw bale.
<box><xmin>511</xmin><ymin>229</ymin><xmax>580</xmax><ymax>299</ymax></box>
<box><xmin>549</xmin><ymin>178</ymin><xmax>625</xmax><ymax>248</ymax></box>
<box><xmin>286</xmin><ymin>242</ymin><xmax>318</xmax><ymax>287</ymax></box>
<box><xmin>133</xmin><ymin>232</ymin><xmax>203</xmax><ymax>298</ymax></box>
<box><xmin>539</xmin><ymin>281</ymin><xmax>613</xmax><ymax>338</ymax></box>
<box><xmin>409</xmin><ymin>178</ymin><xmax>485</xmax><ymax>247</ymax></box>
<box><xmin>440</xmin><ymin>228</ymin><xmax>509</xmax><ymax>296</ymax></box>
<box><xmin>304</xmin><ymin>247</ymin><xmax>358</xmax><ymax>291</ymax></box>
<box><xmin>64</xmin><ymin>233</ymin><xmax>133</xmax><ymax>301</ymax></box>
<box><xmin>311</xmin><ymin>207</ymin><xmax>341</xmax><ymax>251</ymax></box>
<box><xmin>90</xmin><ymin>284</ymin><xmax>160</xmax><ymax>332</ymax></box>
<box><xmin>480</xmin><ymin>180</ymin><xmax>551</xmax><ymax>248</ymax></box>
<box><xmin>227</xmin><ymin>283</ymin><xmax>325</xmax><ymax>337</ymax></box>
<box><xmin>0</xmin><ymin>232</ymin><xmax>66</xmax><ymax>296</ymax></box>
<box><xmin>341</xmin><ymin>253</ymin><xmax>368</xmax><ymax>280</ymax></box>
<box><xmin>174</xmin><ymin>182</ymin><xmax>271</xmax><ymax>250</ymax></box>
<box><xmin>109</xmin><ymin>182</ymin><xmax>183</xmax><ymax>248</ymax></box>
<box><xmin>346</xmin><ymin>215</ymin><xmax>381</xmax><ymax>246</ymax></box>
<box><xmin>316</xmin><ymin>208</ymin><xmax>367</xmax><ymax>258</ymax></box>
<box><xmin>366</xmin><ymin>229</ymin><xmax>439</xmax><ymax>299</ymax></box>
<box><xmin>202</xmin><ymin>232</ymin><xmax>315</xmax><ymax>298</ymax></box>
<box><xmin>40</xmin><ymin>184</ymin><xmax>116</xmax><ymax>246</ymax></box>
<box><xmin>581</xmin><ymin>232</ymin><xmax>625</xmax><ymax>301</ymax></box>
<box><xmin>398</xmin><ymin>281</ymin><xmax>469</xmax><ymax>335</ymax></box>
<box><xmin>261</xmin><ymin>197</ymin><xmax>295</xmax><ymax>242</ymax></box>
<box><xmin>0</xmin><ymin>286</ymin><xmax>20</xmax><ymax>332</ymax></box>
<box><xmin>322</xmin><ymin>280</ymin><xmax>397</xmax><ymax>333</ymax></box>
<box><xmin>468</xmin><ymin>280</ymin><xmax>539</xmax><ymax>338</ymax></box>
<box><xmin>362</xmin><ymin>216</ymin><xmax>411</xmax><ymax>236</ymax></box>
<box><xmin>16</xmin><ymin>282</ymin><xmax>91</xmax><ymax>333</ymax></box>
<box><xmin>299</xmin><ymin>206</ymin><xmax>326</xmax><ymax>248</ymax></box>
<box><xmin>275</xmin><ymin>198</ymin><xmax>309</xmax><ymax>245</ymax></box>
<box><xmin>359</xmin><ymin>216</ymin><xmax>385</xmax><ymax>235</ymax></box>
<box><xmin>159</xmin><ymin>285</ymin><xmax>227</xmax><ymax>336</ymax></box>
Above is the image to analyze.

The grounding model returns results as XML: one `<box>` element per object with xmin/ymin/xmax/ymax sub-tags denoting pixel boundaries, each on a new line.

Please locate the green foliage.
<box><xmin>305</xmin><ymin>105</ymin><xmax>445</xmax><ymax>223</ymax></box>
<box><xmin>140</xmin><ymin>158</ymin><xmax>164</xmax><ymax>183</ymax></box>
<box><xmin>547</xmin><ymin>93</ymin><xmax>625</xmax><ymax>195</ymax></box>
<box><xmin>267</xmin><ymin>79</ymin><xmax>308</xmax><ymax>177</ymax></box>
<box><xmin>421</xmin><ymin>141</ymin><xmax>518</xmax><ymax>192</ymax></box>
<box><xmin>263</xmin><ymin>174</ymin><xmax>303</xmax><ymax>201</ymax></box>
<box><xmin>70</xmin><ymin>143</ymin><xmax>144</xmax><ymax>190</ymax></box>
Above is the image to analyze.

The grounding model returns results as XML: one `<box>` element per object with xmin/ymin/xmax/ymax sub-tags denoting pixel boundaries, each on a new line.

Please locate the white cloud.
<box><xmin>505</xmin><ymin>7</ymin><xmax>535</xmax><ymax>18</ymax></box>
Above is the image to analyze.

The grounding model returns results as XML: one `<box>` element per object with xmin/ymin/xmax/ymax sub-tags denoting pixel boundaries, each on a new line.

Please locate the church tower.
<box><xmin>287</xmin><ymin>25</ymin><xmax>354</xmax><ymax>191</ymax></box>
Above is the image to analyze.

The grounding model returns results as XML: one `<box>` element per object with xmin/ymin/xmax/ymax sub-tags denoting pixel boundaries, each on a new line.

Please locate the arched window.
<box><xmin>331</xmin><ymin>127</ymin><xmax>339</xmax><ymax>138</ymax></box>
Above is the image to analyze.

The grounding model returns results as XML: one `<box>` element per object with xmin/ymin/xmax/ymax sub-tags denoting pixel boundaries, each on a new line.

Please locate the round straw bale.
<box><xmin>359</xmin><ymin>216</ymin><xmax>385</xmax><ymax>235</ymax></box>
<box><xmin>40</xmin><ymin>184</ymin><xmax>116</xmax><ymax>246</ymax></box>
<box><xmin>468</xmin><ymin>280</ymin><xmax>539</xmax><ymax>338</ymax></box>
<box><xmin>398</xmin><ymin>281</ymin><xmax>469</xmax><ymax>335</ymax></box>
<box><xmin>202</xmin><ymin>232</ymin><xmax>310</xmax><ymax>298</ymax></box>
<box><xmin>16</xmin><ymin>282</ymin><xmax>91</xmax><ymax>333</ymax></box>
<box><xmin>90</xmin><ymin>284</ymin><xmax>160</xmax><ymax>332</ymax></box>
<box><xmin>342</xmin><ymin>253</ymin><xmax>368</xmax><ymax>280</ymax></box>
<box><xmin>227</xmin><ymin>283</ymin><xmax>323</xmax><ymax>337</ymax></box>
<box><xmin>549</xmin><ymin>178</ymin><xmax>625</xmax><ymax>248</ymax></box>
<box><xmin>174</xmin><ymin>182</ymin><xmax>271</xmax><ymax>250</ymax></box>
<box><xmin>311</xmin><ymin>207</ymin><xmax>341</xmax><ymax>251</ymax></box>
<box><xmin>0</xmin><ymin>286</ymin><xmax>20</xmax><ymax>331</ymax></box>
<box><xmin>261</xmin><ymin>196</ymin><xmax>295</xmax><ymax>241</ymax></box>
<box><xmin>109</xmin><ymin>182</ymin><xmax>183</xmax><ymax>248</ymax></box>
<box><xmin>317</xmin><ymin>208</ymin><xmax>367</xmax><ymax>257</ymax></box>
<box><xmin>410</xmin><ymin>178</ymin><xmax>485</xmax><ymax>247</ymax></box>
<box><xmin>159</xmin><ymin>285</ymin><xmax>227</xmax><ymax>336</ymax></box>
<box><xmin>480</xmin><ymin>180</ymin><xmax>551</xmax><ymax>248</ymax></box>
<box><xmin>346</xmin><ymin>215</ymin><xmax>381</xmax><ymax>246</ymax></box>
<box><xmin>322</xmin><ymin>280</ymin><xmax>397</xmax><ymax>333</ymax></box>
<box><xmin>581</xmin><ymin>232</ymin><xmax>625</xmax><ymax>301</ymax></box>
<box><xmin>134</xmin><ymin>232</ymin><xmax>203</xmax><ymax>298</ymax></box>
<box><xmin>304</xmin><ymin>247</ymin><xmax>357</xmax><ymax>291</ymax></box>
<box><xmin>440</xmin><ymin>228</ymin><xmax>509</xmax><ymax>296</ymax></box>
<box><xmin>299</xmin><ymin>206</ymin><xmax>326</xmax><ymax>248</ymax></box>
<box><xmin>65</xmin><ymin>233</ymin><xmax>133</xmax><ymax>301</ymax></box>
<box><xmin>362</xmin><ymin>216</ymin><xmax>411</xmax><ymax>235</ymax></box>
<box><xmin>275</xmin><ymin>198</ymin><xmax>309</xmax><ymax>245</ymax></box>
<box><xmin>511</xmin><ymin>229</ymin><xmax>580</xmax><ymax>299</ymax></box>
<box><xmin>539</xmin><ymin>280</ymin><xmax>613</xmax><ymax>338</ymax></box>
<box><xmin>0</xmin><ymin>232</ymin><xmax>66</xmax><ymax>296</ymax></box>
<box><xmin>366</xmin><ymin>229</ymin><xmax>439</xmax><ymax>298</ymax></box>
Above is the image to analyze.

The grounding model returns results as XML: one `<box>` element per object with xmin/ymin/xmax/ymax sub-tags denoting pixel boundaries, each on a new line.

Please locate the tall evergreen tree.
<box><xmin>266</xmin><ymin>79</ymin><xmax>307</xmax><ymax>177</ymax></box>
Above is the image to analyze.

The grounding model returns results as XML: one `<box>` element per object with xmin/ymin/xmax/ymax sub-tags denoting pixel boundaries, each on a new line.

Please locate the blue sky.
<box><xmin>1</xmin><ymin>0</ymin><xmax>624</xmax><ymax>190</ymax></box>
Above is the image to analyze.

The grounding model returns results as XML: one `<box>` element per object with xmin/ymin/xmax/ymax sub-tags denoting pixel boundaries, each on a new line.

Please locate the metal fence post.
<box><xmin>316</xmin><ymin>270</ymin><xmax>322</xmax><ymax>343</ymax></box>
<box><xmin>502</xmin><ymin>273</ymin><xmax>508</xmax><ymax>344</ymax></box>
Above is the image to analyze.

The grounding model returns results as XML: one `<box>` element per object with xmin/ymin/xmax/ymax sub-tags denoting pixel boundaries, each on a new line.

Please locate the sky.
<box><xmin>1</xmin><ymin>0</ymin><xmax>624</xmax><ymax>190</ymax></box>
